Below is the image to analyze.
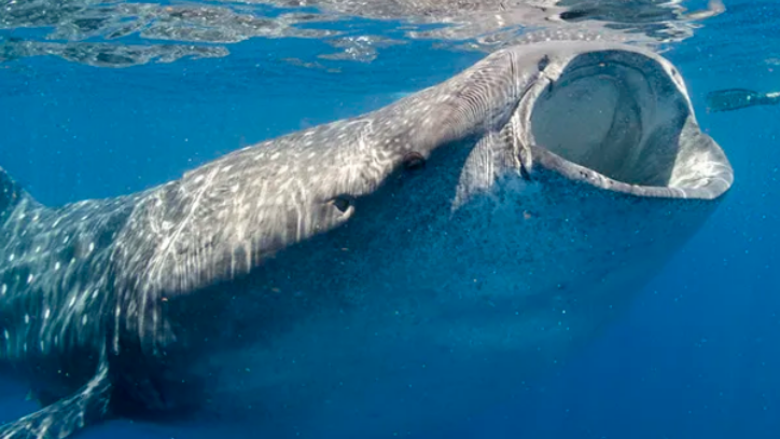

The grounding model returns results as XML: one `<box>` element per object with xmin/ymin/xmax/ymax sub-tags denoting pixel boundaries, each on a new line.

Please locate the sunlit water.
<box><xmin>0</xmin><ymin>0</ymin><xmax>778</xmax><ymax>438</ymax></box>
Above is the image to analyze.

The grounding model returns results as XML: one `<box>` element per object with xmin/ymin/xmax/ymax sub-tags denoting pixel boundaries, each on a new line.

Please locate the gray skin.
<box><xmin>0</xmin><ymin>40</ymin><xmax>733</xmax><ymax>439</ymax></box>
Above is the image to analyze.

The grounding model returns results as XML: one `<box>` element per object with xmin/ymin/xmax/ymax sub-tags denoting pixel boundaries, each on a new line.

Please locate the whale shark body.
<box><xmin>0</xmin><ymin>40</ymin><xmax>732</xmax><ymax>439</ymax></box>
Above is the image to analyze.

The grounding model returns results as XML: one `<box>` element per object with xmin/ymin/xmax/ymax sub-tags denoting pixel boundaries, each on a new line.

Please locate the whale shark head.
<box><xmin>448</xmin><ymin>41</ymin><xmax>731</xmax><ymax>209</ymax></box>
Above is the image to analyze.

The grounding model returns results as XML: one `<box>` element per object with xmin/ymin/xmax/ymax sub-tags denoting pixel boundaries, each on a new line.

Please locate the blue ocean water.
<box><xmin>0</xmin><ymin>0</ymin><xmax>778</xmax><ymax>438</ymax></box>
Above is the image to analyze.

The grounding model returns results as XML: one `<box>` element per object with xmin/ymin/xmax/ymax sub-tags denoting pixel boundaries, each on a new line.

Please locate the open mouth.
<box><xmin>519</xmin><ymin>49</ymin><xmax>733</xmax><ymax>200</ymax></box>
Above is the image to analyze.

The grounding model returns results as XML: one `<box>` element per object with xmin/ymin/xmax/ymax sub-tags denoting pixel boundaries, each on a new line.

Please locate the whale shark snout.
<box><xmin>523</xmin><ymin>48</ymin><xmax>731</xmax><ymax>197</ymax></box>
<box><xmin>455</xmin><ymin>44</ymin><xmax>730</xmax><ymax>213</ymax></box>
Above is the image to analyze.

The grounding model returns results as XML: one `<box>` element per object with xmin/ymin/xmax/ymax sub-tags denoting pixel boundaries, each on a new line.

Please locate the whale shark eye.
<box><xmin>330</xmin><ymin>196</ymin><xmax>352</xmax><ymax>213</ymax></box>
<box><xmin>402</xmin><ymin>152</ymin><xmax>426</xmax><ymax>172</ymax></box>
<box><xmin>558</xmin><ymin>8</ymin><xmax>594</xmax><ymax>21</ymax></box>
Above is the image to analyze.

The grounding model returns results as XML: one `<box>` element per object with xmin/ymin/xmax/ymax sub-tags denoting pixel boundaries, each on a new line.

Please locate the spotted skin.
<box><xmin>0</xmin><ymin>175</ymin><xmax>131</xmax><ymax>435</ymax></box>
<box><xmin>0</xmin><ymin>40</ymin><xmax>733</xmax><ymax>439</ymax></box>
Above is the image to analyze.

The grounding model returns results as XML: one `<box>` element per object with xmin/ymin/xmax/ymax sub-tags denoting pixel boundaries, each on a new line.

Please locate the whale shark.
<box><xmin>0</xmin><ymin>40</ymin><xmax>732</xmax><ymax>439</ymax></box>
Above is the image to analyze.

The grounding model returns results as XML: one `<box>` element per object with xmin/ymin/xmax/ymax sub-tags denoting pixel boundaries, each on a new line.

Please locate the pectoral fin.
<box><xmin>0</xmin><ymin>361</ymin><xmax>112</xmax><ymax>439</ymax></box>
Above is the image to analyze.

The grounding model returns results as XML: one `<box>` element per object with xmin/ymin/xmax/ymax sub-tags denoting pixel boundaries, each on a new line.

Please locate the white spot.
<box><xmin>88</xmin><ymin>242</ymin><xmax>95</xmax><ymax>253</ymax></box>
<box><xmin>69</xmin><ymin>297</ymin><xmax>76</xmax><ymax>308</ymax></box>
<box><xmin>23</xmin><ymin>342</ymin><xmax>27</xmax><ymax>352</ymax></box>
<box><xmin>63</xmin><ymin>235</ymin><xmax>70</xmax><ymax>244</ymax></box>
<box><xmin>44</xmin><ymin>308</ymin><xmax>51</xmax><ymax>320</ymax></box>
<box><xmin>82</xmin><ymin>315</ymin><xmax>89</xmax><ymax>326</ymax></box>
<box><xmin>91</xmin><ymin>290</ymin><xmax>98</xmax><ymax>300</ymax></box>
<box><xmin>3</xmin><ymin>330</ymin><xmax>8</xmax><ymax>340</ymax></box>
<box><xmin>27</xmin><ymin>274</ymin><xmax>33</xmax><ymax>284</ymax></box>
<box><xmin>8</xmin><ymin>254</ymin><xmax>14</xmax><ymax>262</ymax></box>
<box><xmin>1</xmin><ymin>284</ymin><xmax>5</xmax><ymax>295</ymax></box>
<box><xmin>55</xmin><ymin>262</ymin><xmax>61</xmax><ymax>271</ymax></box>
<box><xmin>35</xmin><ymin>246</ymin><xmax>41</xmax><ymax>253</ymax></box>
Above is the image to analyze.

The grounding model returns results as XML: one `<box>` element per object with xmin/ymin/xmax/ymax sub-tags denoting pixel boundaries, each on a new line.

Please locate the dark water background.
<box><xmin>0</xmin><ymin>0</ymin><xmax>778</xmax><ymax>437</ymax></box>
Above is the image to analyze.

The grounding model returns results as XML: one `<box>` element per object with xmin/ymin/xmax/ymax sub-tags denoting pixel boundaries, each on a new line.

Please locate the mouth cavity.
<box><xmin>523</xmin><ymin>49</ymin><xmax>732</xmax><ymax>200</ymax></box>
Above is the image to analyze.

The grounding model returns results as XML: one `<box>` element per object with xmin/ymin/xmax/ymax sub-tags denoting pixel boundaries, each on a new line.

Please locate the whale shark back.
<box><xmin>0</xmin><ymin>167</ymin><xmax>32</xmax><ymax>221</ymax></box>
<box><xmin>0</xmin><ymin>168</ymin><xmax>148</xmax><ymax>439</ymax></box>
